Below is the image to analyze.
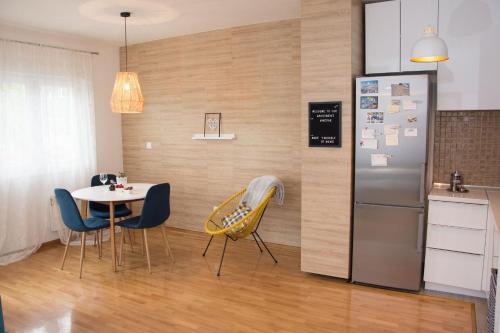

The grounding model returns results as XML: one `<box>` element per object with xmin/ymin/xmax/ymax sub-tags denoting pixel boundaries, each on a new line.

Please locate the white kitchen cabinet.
<box><xmin>365</xmin><ymin>0</ymin><xmax>400</xmax><ymax>74</ymax></box>
<box><xmin>437</xmin><ymin>0</ymin><xmax>500</xmax><ymax>110</ymax></box>
<box><xmin>494</xmin><ymin>224</ymin><xmax>499</xmax><ymax>268</ymax></box>
<box><xmin>365</xmin><ymin>0</ymin><xmax>438</xmax><ymax>74</ymax></box>
<box><xmin>425</xmin><ymin>188</ymin><xmax>490</xmax><ymax>297</ymax></box>
<box><xmin>425</xmin><ymin>248</ymin><xmax>484</xmax><ymax>291</ymax></box>
<box><xmin>484</xmin><ymin>204</ymin><xmax>498</xmax><ymax>295</ymax></box>
<box><xmin>427</xmin><ymin>200</ymin><xmax>488</xmax><ymax>229</ymax></box>
<box><xmin>426</xmin><ymin>224</ymin><xmax>486</xmax><ymax>254</ymax></box>
<box><xmin>401</xmin><ymin>0</ymin><xmax>438</xmax><ymax>72</ymax></box>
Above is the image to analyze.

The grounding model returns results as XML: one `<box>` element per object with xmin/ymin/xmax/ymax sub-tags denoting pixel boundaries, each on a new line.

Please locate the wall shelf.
<box><xmin>192</xmin><ymin>133</ymin><xmax>236</xmax><ymax>140</ymax></box>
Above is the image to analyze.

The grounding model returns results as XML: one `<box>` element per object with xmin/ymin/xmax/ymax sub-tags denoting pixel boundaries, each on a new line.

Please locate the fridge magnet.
<box><xmin>360</xmin><ymin>139</ymin><xmax>378</xmax><ymax>150</ymax></box>
<box><xmin>407</xmin><ymin>116</ymin><xmax>418</xmax><ymax>123</ymax></box>
<box><xmin>204</xmin><ymin>113</ymin><xmax>221</xmax><ymax>137</ymax></box>
<box><xmin>308</xmin><ymin>101</ymin><xmax>342</xmax><ymax>147</ymax></box>
<box><xmin>391</xmin><ymin>83</ymin><xmax>410</xmax><ymax>96</ymax></box>
<box><xmin>360</xmin><ymin>96</ymin><xmax>378</xmax><ymax>109</ymax></box>
<box><xmin>404</xmin><ymin>128</ymin><xmax>418</xmax><ymax>137</ymax></box>
<box><xmin>371</xmin><ymin>154</ymin><xmax>389</xmax><ymax>167</ymax></box>
<box><xmin>384</xmin><ymin>124</ymin><xmax>400</xmax><ymax>136</ymax></box>
<box><xmin>361</xmin><ymin>127</ymin><xmax>376</xmax><ymax>139</ymax></box>
<box><xmin>385</xmin><ymin>134</ymin><xmax>399</xmax><ymax>146</ymax></box>
<box><xmin>403</xmin><ymin>100</ymin><xmax>417</xmax><ymax>110</ymax></box>
<box><xmin>388</xmin><ymin>100</ymin><xmax>400</xmax><ymax>114</ymax></box>
<box><xmin>361</xmin><ymin>80</ymin><xmax>378</xmax><ymax>94</ymax></box>
<box><xmin>365</xmin><ymin>111</ymin><xmax>384</xmax><ymax>124</ymax></box>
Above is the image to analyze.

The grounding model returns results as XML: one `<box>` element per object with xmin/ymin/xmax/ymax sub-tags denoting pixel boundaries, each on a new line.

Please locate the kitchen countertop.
<box><xmin>428</xmin><ymin>186</ymin><xmax>489</xmax><ymax>205</ymax></box>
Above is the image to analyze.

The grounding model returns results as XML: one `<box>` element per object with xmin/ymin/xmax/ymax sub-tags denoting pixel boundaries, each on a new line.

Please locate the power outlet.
<box><xmin>145</xmin><ymin>142</ymin><xmax>153</xmax><ymax>150</ymax></box>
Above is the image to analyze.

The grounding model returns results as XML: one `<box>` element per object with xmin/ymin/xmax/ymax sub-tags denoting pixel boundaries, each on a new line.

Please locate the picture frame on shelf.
<box><xmin>204</xmin><ymin>113</ymin><xmax>221</xmax><ymax>137</ymax></box>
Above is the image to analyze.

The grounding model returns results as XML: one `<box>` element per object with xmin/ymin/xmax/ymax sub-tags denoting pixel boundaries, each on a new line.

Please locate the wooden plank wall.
<box><xmin>300</xmin><ymin>0</ymin><xmax>363</xmax><ymax>278</ymax></box>
<box><xmin>121</xmin><ymin>20</ymin><xmax>302</xmax><ymax>246</ymax></box>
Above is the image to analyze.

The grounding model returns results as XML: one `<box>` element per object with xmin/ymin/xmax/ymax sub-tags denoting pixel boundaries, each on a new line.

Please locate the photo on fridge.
<box><xmin>360</xmin><ymin>96</ymin><xmax>378</xmax><ymax>109</ymax></box>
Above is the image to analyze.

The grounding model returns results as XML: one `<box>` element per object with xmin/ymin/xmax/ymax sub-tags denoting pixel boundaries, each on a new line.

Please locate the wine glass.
<box><xmin>99</xmin><ymin>173</ymin><xmax>108</xmax><ymax>187</ymax></box>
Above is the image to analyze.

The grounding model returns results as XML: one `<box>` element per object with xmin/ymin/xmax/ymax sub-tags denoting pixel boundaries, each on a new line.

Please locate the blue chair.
<box><xmin>89</xmin><ymin>174</ymin><xmax>132</xmax><ymax>219</ymax></box>
<box><xmin>89</xmin><ymin>174</ymin><xmax>133</xmax><ymax>250</ymax></box>
<box><xmin>0</xmin><ymin>295</ymin><xmax>5</xmax><ymax>333</ymax></box>
<box><xmin>117</xmin><ymin>183</ymin><xmax>173</xmax><ymax>273</ymax></box>
<box><xmin>54</xmin><ymin>188</ymin><xmax>110</xmax><ymax>278</ymax></box>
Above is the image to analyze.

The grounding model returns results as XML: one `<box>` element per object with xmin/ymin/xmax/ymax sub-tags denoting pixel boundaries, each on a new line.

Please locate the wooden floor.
<box><xmin>0</xmin><ymin>228</ymin><xmax>475</xmax><ymax>333</ymax></box>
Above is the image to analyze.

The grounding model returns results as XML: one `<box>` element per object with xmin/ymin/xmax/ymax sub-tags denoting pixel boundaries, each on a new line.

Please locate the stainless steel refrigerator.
<box><xmin>352</xmin><ymin>74</ymin><xmax>428</xmax><ymax>291</ymax></box>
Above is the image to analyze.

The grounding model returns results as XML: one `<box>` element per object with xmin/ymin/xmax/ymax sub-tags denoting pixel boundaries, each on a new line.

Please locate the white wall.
<box><xmin>0</xmin><ymin>21</ymin><xmax>123</xmax><ymax>174</ymax></box>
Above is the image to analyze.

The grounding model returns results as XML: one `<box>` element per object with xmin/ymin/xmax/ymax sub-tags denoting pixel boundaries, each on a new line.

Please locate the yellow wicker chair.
<box><xmin>202</xmin><ymin>187</ymin><xmax>278</xmax><ymax>276</ymax></box>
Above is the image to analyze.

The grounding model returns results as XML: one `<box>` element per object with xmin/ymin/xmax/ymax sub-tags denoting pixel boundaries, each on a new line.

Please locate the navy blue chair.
<box><xmin>55</xmin><ymin>188</ymin><xmax>110</xmax><ymax>278</ymax></box>
<box><xmin>90</xmin><ymin>174</ymin><xmax>133</xmax><ymax>250</ymax></box>
<box><xmin>0</xmin><ymin>296</ymin><xmax>5</xmax><ymax>333</ymax></box>
<box><xmin>116</xmin><ymin>183</ymin><xmax>172</xmax><ymax>273</ymax></box>
<box><xmin>89</xmin><ymin>174</ymin><xmax>132</xmax><ymax>219</ymax></box>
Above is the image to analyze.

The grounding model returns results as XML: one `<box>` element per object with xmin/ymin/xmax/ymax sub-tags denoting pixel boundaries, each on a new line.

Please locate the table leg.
<box><xmin>80</xmin><ymin>200</ymin><xmax>88</xmax><ymax>219</ymax></box>
<box><xmin>80</xmin><ymin>200</ymin><xmax>88</xmax><ymax>258</ymax></box>
<box><xmin>109</xmin><ymin>202</ymin><xmax>116</xmax><ymax>272</ymax></box>
<box><xmin>126</xmin><ymin>202</ymin><xmax>135</xmax><ymax>248</ymax></box>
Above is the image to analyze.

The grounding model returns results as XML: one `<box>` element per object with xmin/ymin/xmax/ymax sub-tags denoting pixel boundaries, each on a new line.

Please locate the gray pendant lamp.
<box><xmin>411</xmin><ymin>26</ymin><xmax>449</xmax><ymax>63</ymax></box>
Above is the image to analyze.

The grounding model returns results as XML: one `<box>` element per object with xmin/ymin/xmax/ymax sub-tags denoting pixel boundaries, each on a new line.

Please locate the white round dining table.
<box><xmin>72</xmin><ymin>183</ymin><xmax>155</xmax><ymax>272</ymax></box>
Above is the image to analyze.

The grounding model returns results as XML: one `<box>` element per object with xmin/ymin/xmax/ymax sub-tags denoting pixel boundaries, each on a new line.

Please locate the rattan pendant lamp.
<box><xmin>111</xmin><ymin>12</ymin><xmax>144</xmax><ymax>113</ymax></box>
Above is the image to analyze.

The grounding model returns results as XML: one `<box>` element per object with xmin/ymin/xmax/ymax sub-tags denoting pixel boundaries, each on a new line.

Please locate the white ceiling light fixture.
<box><xmin>110</xmin><ymin>11</ymin><xmax>144</xmax><ymax>114</ymax></box>
<box><xmin>78</xmin><ymin>0</ymin><xmax>178</xmax><ymax>26</ymax></box>
<box><xmin>411</xmin><ymin>26</ymin><xmax>449</xmax><ymax>63</ymax></box>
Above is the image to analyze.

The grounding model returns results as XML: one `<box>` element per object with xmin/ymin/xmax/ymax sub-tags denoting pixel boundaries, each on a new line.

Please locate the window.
<box><xmin>0</xmin><ymin>40</ymin><xmax>96</xmax><ymax>264</ymax></box>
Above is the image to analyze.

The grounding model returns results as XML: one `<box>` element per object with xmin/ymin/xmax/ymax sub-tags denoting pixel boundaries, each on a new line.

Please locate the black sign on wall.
<box><xmin>308</xmin><ymin>101</ymin><xmax>342</xmax><ymax>147</ymax></box>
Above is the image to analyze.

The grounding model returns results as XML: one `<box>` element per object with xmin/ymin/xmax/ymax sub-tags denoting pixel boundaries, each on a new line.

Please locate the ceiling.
<box><xmin>0</xmin><ymin>0</ymin><xmax>300</xmax><ymax>45</ymax></box>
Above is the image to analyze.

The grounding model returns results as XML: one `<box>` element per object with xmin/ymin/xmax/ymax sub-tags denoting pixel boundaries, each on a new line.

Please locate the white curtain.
<box><xmin>0</xmin><ymin>40</ymin><xmax>97</xmax><ymax>265</ymax></box>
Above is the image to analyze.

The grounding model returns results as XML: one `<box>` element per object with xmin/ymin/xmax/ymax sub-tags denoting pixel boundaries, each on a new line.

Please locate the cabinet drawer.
<box><xmin>428</xmin><ymin>200</ymin><xmax>487</xmax><ymax>230</ymax></box>
<box><xmin>424</xmin><ymin>248</ymin><xmax>483</xmax><ymax>290</ymax></box>
<box><xmin>426</xmin><ymin>224</ymin><xmax>486</xmax><ymax>254</ymax></box>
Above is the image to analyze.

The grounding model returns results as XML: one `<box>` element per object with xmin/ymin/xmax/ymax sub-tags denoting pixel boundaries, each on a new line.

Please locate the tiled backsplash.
<box><xmin>433</xmin><ymin>111</ymin><xmax>500</xmax><ymax>186</ymax></box>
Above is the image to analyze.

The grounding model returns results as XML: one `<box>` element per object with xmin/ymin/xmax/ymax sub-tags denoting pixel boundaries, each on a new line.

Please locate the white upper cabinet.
<box><xmin>401</xmin><ymin>0</ymin><xmax>438</xmax><ymax>72</ymax></box>
<box><xmin>437</xmin><ymin>0</ymin><xmax>500</xmax><ymax>110</ymax></box>
<box><xmin>365</xmin><ymin>0</ymin><xmax>438</xmax><ymax>74</ymax></box>
<box><xmin>365</xmin><ymin>0</ymin><xmax>400</xmax><ymax>74</ymax></box>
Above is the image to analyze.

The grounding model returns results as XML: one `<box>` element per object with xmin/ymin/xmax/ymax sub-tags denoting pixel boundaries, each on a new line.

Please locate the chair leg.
<box><xmin>93</xmin><ymin>231</ymin><xmax>97</xmax><ymax>247</ymax></box>
<box><xmin>119</xmin><ymin>228</ymin><xmax>125</xmax><ymax>266</ymax></box>
<box><xmin>160</xmin><ymin>225</ymin><xmax>174</xmax><ymax>260</ymax></box>
<box><xmin>60</xmin><ymin>230</ymin><xmax>72</xmax><ymax>270</ymax></box>
<box><xmin>143</xmin><ymin>229</ymin><xmax>152</xmax><ymax>273</ymax></box>
<box><xmin>202</xmin><ymin>235</ymin><xmax>214</xmax><ymax>257</ymax></box>
<box><xmin>254</xmin><ymin>232</ymin><xmax>278</xmax><ymax>264</ymax></box>
<box><xmin>99</xmin><ymin>229</ymin><xmax>103</xmax><ymax>258</ymax></box>
<box><xmin>127</xmin><ymin>229</ymin><xmax>134</xmax><ymax>252</ymax></box>
<box><xmin>79</xmin><ymin>232</ymin><xmax>86</xmax><ymax>279</ymax></box>
<box><xmin>251</xmin><ymin>232</ymin><xmax>263</xmax><ymax>253</ymax></box>
<box><xmin>141</xmin><ymin>230</ymin><xmax>146</xmax><ymax>257</ymax></box>
<box><xmin>96</xmin><ymin>230</ymin><xmax>100</xmax><ymax>258</ymax></box>
<box><xmin>217</xmin><ymin>236</ymin><xmax>229</xmax><ymax>277</ymax></box>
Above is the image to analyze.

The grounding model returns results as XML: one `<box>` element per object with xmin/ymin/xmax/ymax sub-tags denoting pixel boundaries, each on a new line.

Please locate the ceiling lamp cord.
<box><xmin>124</xmin><ymin>14</ymin><xmax>128</xmax><ymax>72</ymax></box>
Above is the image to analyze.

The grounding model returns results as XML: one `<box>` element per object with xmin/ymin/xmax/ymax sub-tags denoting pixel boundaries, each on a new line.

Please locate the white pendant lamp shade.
<box><xmin>411</xmin><ymin>26</ymin><xmax>449</xmax><ymax>63</ymax></box>
<box><xmin>110</xmin><ymin>11</ymin><xmax>144</xmax><ymax>113</ymax></box>
<box><xmin>111</xmin><ymin>72</ymin><xmax>144</xmax><ymax>113</ymax></box>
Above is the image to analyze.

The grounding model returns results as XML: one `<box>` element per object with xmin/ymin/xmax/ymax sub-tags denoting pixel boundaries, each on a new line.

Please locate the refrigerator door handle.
<box><xmin>419</xmin><ymin>163</ymin><xmax>426</xmax><ymax>203</ymax></box>
<box><xmin>417</xmin><ymin>213</ymin><xmax>424</xmax><ymax>253</ymax></box>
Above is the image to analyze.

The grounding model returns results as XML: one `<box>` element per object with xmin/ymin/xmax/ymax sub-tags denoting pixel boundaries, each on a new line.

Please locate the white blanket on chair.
<box><xmin>241</xmin><ymin>175</ymin><xmax>284</xmax><ymax>209</ymax></box>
